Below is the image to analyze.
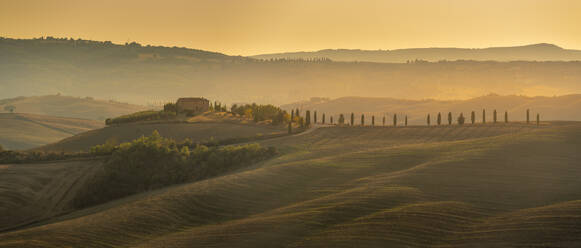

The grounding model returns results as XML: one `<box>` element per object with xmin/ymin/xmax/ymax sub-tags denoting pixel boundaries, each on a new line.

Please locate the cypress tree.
<box><xmin>448</xmin><ymin>112</ymin><xmax>452</xmax><ymax>125</ymax></box>
<box><xmin>322</xmin><ymin>113</ymin><xmax>326</xmax><ymax>124</ymax></box>
<box><xmin>295</xmin><ymin>109</ymin><xmax>300</xmax><ymax>118</ymax></box>
<box><xmin>458</xmin><ymin>113</ymin><xmax>465</xmax><ymax>125</ymax></box>
<box><xmin>339</xmin><ymin>114</ymin><xmax>345</xmax><ymax>124</ymax></box>
<box><xmin>536</xmin><ymin>113</ymin><xmax>540</xmax><ymax>126</ymax></box>
<box><xmin>331</xmin><ymin>115</ymin><xmax>334</xmax><ymax>124</ymax></box>
<box><xmin>405</xmin><ymin>115</ymin><xmax>408</xmax><ymax>126</ymax></box>
<box><xmin>483</xmin><ymin>109</ymin><xmax>486</xmax><ymax>124</ymax></box>
<box><xmin>427</xmin><ymin>114</ymin><xmax>431</xmax><ymax>126</ymax></box>
<box><xmin>493</xmin><ymin>110</ymin><xmax>497</xmax><ymax>124</ymax></box>
<box><xmin>351</xmin><ymin>113</ymin><xmax>354</xmax><ymax>126</ymax></box>
<box><xmin>361</xmin><ymin>114</ymin><xmax>365</xmax><ymax>126</ymax></box>
<box><xmin>314</xmin><ymin>111</ymin><xmax>317</xmax><ymax>124</ymax></box>
<box><xmin>288</xmin><ymin>122</ymin><xmax>292</xmax><ymax>134</ymax></box>
<box><xmin>504</xmin><ymin>111</ymin><xmax>508</xmax><ymax>123</ymax></box>
<box><xmin>372</xmin><ymin>116</ymin><xmax>375</xmax><ymax>126</ymax></box>
<box><xmin>383</xmin><ymin>116</ymin><xmax>386</xmax><ymax>126</ymax></box>
<box><xmin>291</xmin><ymin>110</ymin><xmax>294</xmax><ymax>123</ymax></box>
<box><xmin>437</xmin><ymin>113</ymin><xmax>442</xmax><ymax>126</ymax></box>
<box><xmin>393</xmin><ymin>114</ymin><xmax>397</xmax><ymax>127</ymax></box>
<box><xmin>305</xmin><ymin>110</ymin><xmax>311</xmax><ymax>126</ymax></box>
<box><xmin>471</xmin><ymin>111</ymin><xmax>475</xmax><ymax>124</ymax></box>
<box><xmin>527</xmin><ymin>109</ymin><xmax>530</xmax><ymax>124</ymax></box>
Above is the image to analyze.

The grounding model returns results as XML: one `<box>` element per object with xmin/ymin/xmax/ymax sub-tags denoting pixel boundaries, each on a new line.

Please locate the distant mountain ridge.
<box><xmin>251</xmin><ymin>43</ymin><xmax>581</xmax><ymax>63</ymax></box>
<box><xmin>2</xmin><ymin>37</ymin><xmax>581</xmax><ymax>105</ymax></box>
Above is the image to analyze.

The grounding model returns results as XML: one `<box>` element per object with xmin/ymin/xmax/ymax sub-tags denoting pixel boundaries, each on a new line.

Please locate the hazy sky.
<box><xmin>2</xmin><ymin>0</ymin><xmax>581</xmax><ymax>55</ymax></box>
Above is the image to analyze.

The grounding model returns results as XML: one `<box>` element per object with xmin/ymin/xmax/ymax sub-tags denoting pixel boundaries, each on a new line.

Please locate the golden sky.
<box><xmin>2</xmin><ymin>0</ymin><xmax>580</xmax><ymax>55</ymax></box>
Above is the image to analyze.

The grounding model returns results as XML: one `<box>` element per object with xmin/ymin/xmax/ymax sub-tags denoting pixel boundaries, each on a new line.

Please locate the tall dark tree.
<box><xmin>427</xmin><ymin>114</ymin><xmax>431</xmax><ymax>126</ymax></box>
<box><xmin>291</xmin><ymin>110</ymin><xmax>294</xmax><ymax>123</ymax></box>
<box><xmin>314</xmin><ymin>111</ymin><xmax>317</xmax><ymax>124</ymax></box>
<box><xmin>361</xmin><ymin>114</ymin><xmax>365</xmax><ymax>126</ymax></box>
<box><xmin>504</xmin><ymin>111</ymin><xmax>508</xmax><ymax>123</ymax></box>
<box><xmin>372</xmin><ymin>116</ymin><xmax>375</xmax><ymax>126</ymax></box>
<box><xmin>448</xmin><ymin>112</ymin><xmax>452</xmax><ymax>125</ymax></box>
<box><xmin>393</xmin><ymin>114</ymin><xmax>397</xmax><ymax>127</ymax></box>
<box><xmin>536</xmin><ymin>113</ymin><xmax>540</xmax><ymax>126</ymax></box>
<box><xmin>383</xmin><ymin>116</ymin><xmax>386</xmax><ymax>126</ymax></box>
<box><xmin>471</xmin><ymin>111</ymin><xmax>475</xmax><ymax>124</ymax></box>
<box><xmin>458</xmin><ymin>113</ymin><xmax>465</xmax><ymax>125</ymax></box>
<box><xmin>305</xmin><ymin>110</ymin><xmax>311</xmax><ymax>126</ymax></box>
<box><xmin>350</xmin><ymin>113</ymin><xmax>355</xmax><ymax>126</ymax></box>
<box><xmin>331</xmin><ymin>115</ymin><xmax>334</xmax><ymax>124</ymax></box>
<box><xmin>322</xmin><ymin>113</ymin><xmax>326</xmax><ymax>124</ymax></box>
<box><xmin>288</xmin><ymin>122</ymin><xmax>292</xmax><ymax>134</ymax></box>
<box><xmin>437</xmin><ymin>113</ymin><xmax>442</xmax><ymax>126</ymax></box>
<box><xmin>339</xmin><ymin>114</ymin><xmax>345</xmax><ymax>124</ymax></box>
<box><xmin>295</xmin><ymin>109</ymin><xmax>300</xmax><ymax>118</ymax></box>
<box><xmin>405</xmin><ymin>115</ymin><xmax>408</xmax><ymax>126</ymax></box>
<box><xmin>527</xmin><ymin>109</ymin><xmax>530</xmax><ymax>124</ymax></box>
<box><xmin>483</xmin><ymin>109</ymin><xmax>486</xmax><ymax>124</ymax></box>
<box><xmin>493</xmin><ymin>110</ymin><xmax>497</xmax><ymax>124</ymax></box>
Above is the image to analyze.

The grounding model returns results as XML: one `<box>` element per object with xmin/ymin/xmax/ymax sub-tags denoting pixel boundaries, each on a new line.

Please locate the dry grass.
<box><xmin>36</xmin><ymin>121</ymin><xmax>286</xmax><ymax>152</ymax></box>
<box><xmin>1</xmin><ymin>122</ymin><xmax>581</xmax><ymax>247</ymax></box>
<box><xmin>0</xmin><ymin>113</ymin><xmax>103</xmax><ymax>150</ymax></box>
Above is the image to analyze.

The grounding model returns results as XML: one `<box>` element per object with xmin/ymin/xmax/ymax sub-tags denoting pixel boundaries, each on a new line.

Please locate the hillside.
<box><xmin>2</xmin><ymin>37</ymin><xmax>581</xmax><ymax>105</ymax></box>
<box><xmin>252</xmin><ymin>43</ymin><xmax>581</xmax><ymax>63</ymax></box>
<box><xmin>2</xmin><ymin>122</ymin><xmax>581</xmax><ymax>246</ymax></box>
<box><xmin>0</xmin><ymin>95</ymin><xmax>149</xmax><ymax>120</ymax></box>
<box><xmin>36</xmin><ymin>115</ymin><xmax>287</xmax><ymax>153</ymax></box>
<box><xmin>282</xmin><ymin>94</ymin><xmax>581</xmax><ymax>124</ymax></box>
<box><xmin>0</xmin><ymin>113</ymin><xmax>103</xmax><ymax>150</ymax></box>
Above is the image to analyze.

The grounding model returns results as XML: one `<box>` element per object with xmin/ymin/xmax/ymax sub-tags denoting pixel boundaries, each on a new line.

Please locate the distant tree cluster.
<box><xmin>255</xmin><ymin>57</ymin><xmax>332</xmax><ymax>63</ymax></box>
<box><xmin>231</xmin><ymin>103</ymin><xmax>289</xmax><ymax>124</ymax></box>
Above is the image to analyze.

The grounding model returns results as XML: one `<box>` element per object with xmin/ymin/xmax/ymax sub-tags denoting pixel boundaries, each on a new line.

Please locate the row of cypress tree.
<box><xmin>426</xmin><ymin>109</ymin><xmax>540</xmax><ymax>126</ymax></box>
<box><xmin>288</xmin><ymin>108</ymin><xmax>541</xmax><ymax>133</ymax></box>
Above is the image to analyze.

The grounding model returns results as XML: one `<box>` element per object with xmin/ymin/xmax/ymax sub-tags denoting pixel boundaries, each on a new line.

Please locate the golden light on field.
<box><xmin>1</xmin><ymin>0</ymin><xmax>581</xmax><ymax>55</ymax></box>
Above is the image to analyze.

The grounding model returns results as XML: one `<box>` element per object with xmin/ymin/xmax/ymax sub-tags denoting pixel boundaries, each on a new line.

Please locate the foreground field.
<box><xmin>0</xmin><ymin>113</ymin><xmax>103</xmax><ymax>150</ymax></box>
<box><xmin>1</xmin><ymin>123</ymin><xmax>581</xmax><ymax>247</ymax></box>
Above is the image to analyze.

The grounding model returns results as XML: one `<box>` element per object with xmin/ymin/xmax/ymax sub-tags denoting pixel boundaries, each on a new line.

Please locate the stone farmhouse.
<box><xmin>176</xmin><ymin>97</ymin><xmax>210</xmax><ymax>114</ymax></box>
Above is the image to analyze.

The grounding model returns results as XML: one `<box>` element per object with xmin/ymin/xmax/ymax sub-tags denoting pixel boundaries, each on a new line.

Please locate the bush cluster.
<box><xmin>0</xmin><ymin>150</ymin><xmax>90</xmax><ymax>164</ymax></box>
<box><xmin>74</xmin><ymin>131</ymin><xmax>277</xmax><ymax>208</ymax></box>
<box><xmin>231</xmin><ymin>103</ymin><xmax>289</xmax><ymax>124</ymax></box>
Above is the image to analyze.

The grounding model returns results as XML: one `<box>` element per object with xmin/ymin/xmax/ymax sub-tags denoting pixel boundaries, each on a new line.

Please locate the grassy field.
<box><xmin>0</xmin><ymin>95</ymin><xmax>148</xmax><ymax>121</ymax></box>
<box><xmin>1</xmin><ymin>122</ymin><xmax>581</xmax><ymax>247</ymax></box>
<box><xmin>36</xmin><ymin>120</ymin><xmax>286</xmax><ymax>152</ymax></box>
<box><xmin>0</xmin><ymin>113</ymin><xmax>104</xmax><ymax>150</ymax></box>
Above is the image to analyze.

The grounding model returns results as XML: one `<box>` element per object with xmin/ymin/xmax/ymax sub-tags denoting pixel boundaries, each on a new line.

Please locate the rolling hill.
<box><xmin>282</xmin><ymin>94</ymin><xmax>581</xmax><ymax>125</ymax></box>
<box><xmin>0</xmin><ymin>113</ymin><xmax>103</xmax><ymax>150</ymax></box>
<box><xmin>252</xmin><ymin>43</ymin><xmax>581</xmax><ymax>63</ymax></box>
<box><xmin>2</xmin><ymin>37</ymin><xmax>581</xmax><ymax>105</ymax></box>
<box><xmin>2</xmin><ymin>122</ymin><xmax>581</xmax><ymax>246</ymax></box>
<box><xmin>0</xmin><ymin>95</ymin><xmax>149</xmax><ymax>120</ymax></box>
<box><xmin>36</xmin><ymin>114</ymin><xmax>287</xmax><ymax>153</ymax></box>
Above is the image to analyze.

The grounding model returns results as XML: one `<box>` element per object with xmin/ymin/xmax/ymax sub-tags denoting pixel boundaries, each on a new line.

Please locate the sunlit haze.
<box><xmin>2</xmin><ymin>0</ymin><xmax>581</xmax><ymax>55</ymax></box>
